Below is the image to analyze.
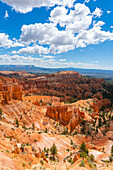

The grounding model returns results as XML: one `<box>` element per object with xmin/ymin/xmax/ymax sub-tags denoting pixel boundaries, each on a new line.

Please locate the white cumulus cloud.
<box><xmin>3</xmin><ymin>2</ymin><xmax>112</xmax><ymax>55</ymax></box>
<box><xmin>49</xmin><ymin>3</ymin><xmax>92</xmax><ymax>31</ymax></box>
<box><xmin>0</xmin><ymin>33</ymin><xmax>24</xmax><ymax>48</ymax></box>
<box><xmin>0</xmin><ymin>33</ymin><xmax>12</xmax><ymax>47</ymax></box>
<box><xmin>20</xmin><ymin>23</ymin><xmax>75</xmax><ymax>46</ymax></box>
<box><xmin>18</xmin><ymin>45</ymin><xmax>49</xmax><ymax>54</ymax></box>
<box><xmin>75</xmin><ymin>25</ymin><xmax>113</xmax><ymax>48</ymax></box>
<box><xmin>0</xmin><ymin>0</ymin><xmax>75</xmax><ymax>13</ymax></box>
<box><xmin>93</xmin><ymin>7</ymin><xmax>103</xmax><ymax>18</ymax></box>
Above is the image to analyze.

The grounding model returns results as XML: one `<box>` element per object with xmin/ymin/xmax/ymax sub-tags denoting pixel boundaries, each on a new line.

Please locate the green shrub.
<box><xmin>73</xmin><ymin>131</ymin><xmax>77</xmax><ymax>136</ymax></box>
<box><xmin>90</xmin><ymin>154</ymin><xmax>94</xmax><ymax>162</ymax></box>
<box><xmin>45</xmin><ymin>128</ymin><xmax>48</xmax><ymax>133</ymax></box>
<box><xmin>102</xmin><ymin>160</ymin><xmax>110</xmax><ymax>163</ymax></box>
<box><xmin>98</xmin><ymin>118</ymin><xmax>102</xmax><ymax>127</ymax></box>
<box><xmin>29</xmin><ymin>161</ymin><xmax>31</xmax><ymax>165</ymax></box>
<box><xmin>88</xmin><ymin>162</ymin><xmax>93</xmax><ymax>168</ymax></box>
<box><xmin>68</xmin><ymin>157</ymin><xmax>72</xmax><ymax>162</ymax></box>
<box><xmin>22</xmin><ymin>122</ymin><xmax>26</xmax><ymax>129</ymax></box>
<box><xmin>21</xmin><ymin>144</ymin><xmax>24</xmax><ymax>152</ymax></box>
<box><xmin>6</xmin><ymin>150</ymin><xmax>9</xmax><ymax>153</ymax></box>
<box><xmin>32</xmin><ymin>123</ymin><xmax>35</xmax><ymax>130</ymax></box>
<box><xmin>23</xmin><ymin>163</ymin><xmax>25</xmax><ymax>167</ymax></box>
<box><xmin>79</xmin><ymin>160</ymin><xmax>86</xmax><ymax>167</ymax></box>
<box><xmin>70</xmin><ymin>152</ymin><xmax>72</xmax><ymax>156</ymax></box>
<box><xmin>62</xmin><ymin>129</ymin><xmax>67</xmax><ymax>135</ymax></box>
<box><xmin>109</xmin><ymin>155</ymin><xmax>113</xmax><ymax>162</ymax></box>
<box><xmin>50</xmin><ymin>143</ymin><xmax>57</xmax><ymax>157</ymax></box>
<box><xmin>46</xmin><ymin>148</ymin><xmax>49</xmax><ymax>154</ymax></box>
<box><xmin>10</xmin><ymin>136</ymin><xmax>12</xmax><ymax>141</ymax></box>
<box><xmin>87</xmin><ymin>156</ymin><xmax>90</xmax><ymax>163</ymax></box>
<box><xmin>102</xmin><ymin>131</ymin><xmax>105</xmax><ymax>136</ymax></box>
<box><xmin>80</xmin><ymin>152</ymin><xmax>87</xmax><ymax>159</ymax></box>
<box><xmin>26</xmin><ymin>142</ymin><xmax>29</xmax><ymax>146</ymax></box>
<box><xmin>15</xmin><ymin>118</ymin><xmax>19</xmax><ymax>127</ymax></box>
<box><xmin>94</xmin><ymin>164</ymin><xmax>97</xmax><ymax>167</ymax></box>
<box><xmin>71</xmin><ymin>160</ymin><xmax>73</xmax><ymax>164</ymax></box>
<box><xmin>40</xmin><ymin>160</ymin><xmax>44</xmax><ymax>165</ymax></box>
<box><xmin>70</xmin><ymin>139</ymin><xmax>73</xmax><ymax>145</ymax></box>
<box><xmin>67</xmin><ymin>148</ymin><xmax>69</xmax><ymax>152</ymax></box>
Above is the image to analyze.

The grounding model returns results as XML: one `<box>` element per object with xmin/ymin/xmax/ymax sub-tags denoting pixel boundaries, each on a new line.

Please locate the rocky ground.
<box><xmin>0</xmin><ymin>95</ymin><xmax>113</xmax><ymax>169</ymax></box>
<box><xmin>0</xmin><ymin>72</ymin><xmax>113</xmax><ymax>169</ymax></box>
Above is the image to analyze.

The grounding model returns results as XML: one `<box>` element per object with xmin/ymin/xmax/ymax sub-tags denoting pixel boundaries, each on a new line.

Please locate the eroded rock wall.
<box><xmin>0</xmin><ymin>77</ymin><xmax>22</xmax><ymax>104</ymax></box>
<box><xmin>46</xmin><ymin>105</ymin><xmax>85</xmax><ymax>132</ymax></box>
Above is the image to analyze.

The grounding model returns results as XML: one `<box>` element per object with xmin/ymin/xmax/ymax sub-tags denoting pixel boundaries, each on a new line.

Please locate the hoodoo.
<box><xmin>0</xmin><ymin>77</ymin><xmax>22</xmax><ymax>104</ymax></box>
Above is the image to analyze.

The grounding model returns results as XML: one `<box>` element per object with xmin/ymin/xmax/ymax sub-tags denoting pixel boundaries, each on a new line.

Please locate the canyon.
<box><xmin>20</xmin><ymin>71</ymin><xmax>113</xmax><ymax>103</ymax></box>
<box><xmin>0</xmin><ymin>71</ymin><xmax>113</xmax><ymax>169</ymax></box>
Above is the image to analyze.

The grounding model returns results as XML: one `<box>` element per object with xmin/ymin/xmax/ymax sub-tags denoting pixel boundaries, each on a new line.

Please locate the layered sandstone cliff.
<box><xmin>46</xmin><ymin>105</ymin><xmax>85</xmax><ymax>132</ymax></box>
<box><xmin>0</xmin><ymin>77</ymin><xmax>22</xmax><ymax>104</ymax></box>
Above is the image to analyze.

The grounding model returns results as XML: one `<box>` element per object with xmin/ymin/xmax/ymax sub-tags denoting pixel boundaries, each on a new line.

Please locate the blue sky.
<box><xmin>0</xmin><ymin>0</ymin><xmax>113</xmax><ymax>70</ymax></box>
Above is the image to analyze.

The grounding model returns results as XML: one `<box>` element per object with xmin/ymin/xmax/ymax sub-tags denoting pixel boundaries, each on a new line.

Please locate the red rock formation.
<box><xmin>46</xmin><ymin>105</ymin><xmax>72</xmax><ymax>124</ymax></box>
<box><xmin>12</xmin><ymin>145</ymin><xmax>20</xmax><ymax>154</ymax></box>
<box><xmin>20</xmin><ymin>71</ymin><xmax>110</xmax><ymax>102</ymax></box>
<box><xmin>12</xmin><ymin>84</ymin><xmax>22</xmax><ymax>100</ymax></box>
<box><xmin>91</xmin><ymin>98</ymin><xmax>111</xmax><ymax>113</ymax></box>
<box><xmin>73</xmin><ymin>153</ymin><xmax>80</xmax><ymax>163</ymax></box>
<box><xmin>93</xmin><ymin>92</ymin><xmax>103</xmax><ymax>100</ymax></box>
<box><xmin>70</xmin><ymin>115</ymin><xmax>79</xmax><ymax>132</ymax></box>
<box><xmin>77</xmin><ymin>108</ymin><xmax>85</xmax><ymax>119</ymax></box>
<box><xmin>33</xmin><ymin>100</ymin><xmax>40</xmax><ymax>106</ymax></box>
<box><xmin>46</xmin><ymin>105</ymin><xmax>85</xmax><ymax>132</ymax></box>
<box><xmin>0</xmin><ymin>77</ymin><xmax>22</xmax><ymax>104</ymax></box>
<box><xmin>35</xmin><ymin>153</ymin><xmax>41</xmax><ymax>158</ymax></box>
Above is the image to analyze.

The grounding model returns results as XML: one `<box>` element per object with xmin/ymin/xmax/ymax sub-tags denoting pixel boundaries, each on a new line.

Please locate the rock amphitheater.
<box><xmin>0</xmin><ymin>74</ymin><xmax>112</xmax><ymax>170</ymax></box>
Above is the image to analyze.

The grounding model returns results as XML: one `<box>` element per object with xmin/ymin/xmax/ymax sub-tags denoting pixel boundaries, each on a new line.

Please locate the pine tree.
<box><xmin>15</xmin><ymin>118</ymin><xmax>19</xmax><ymax>127</ymax></box>
<box><xmin>109</xmin><ymin>113</ymin><xmax>111</xmax><ymax>121</ymax></box>
<box><xmin>96</xmin><ymin>127</ymin><xmax>98</xmax><ymax>134</ymax></box>
<box><xmin>93</xmin><ymin>120</ymin><xmax>96</xmax><ymax>127</ymax></box>
<box><xmin>32</xmin><ymin>123</ymin><xmax>35</xmax><ymax>130</ymax></box>
<box><xmin>80</xmin><ymin>142</ymin><xmax>88</xmax><ymax>154</ymax></box>
<box><xmin>98</xmin><ymin>118</ymin><xmax>102</xmax><ymax>127</ymax></box>
<box><xmin>111</xmin><ymin>145</ymin><xmax>113</xmax><ymax>156</ymax></box>
<box><xmin>70</xmin><ymin>139</ymin><xmax>73</xmax><ymax>145</ymax></box>
<box><xmin>81</xmin><ymin>125</ymin><xmax>86</xmax><ymax>134</ymax></box>
<box><xmin>50</xmin><ymin>143</ymin><xmax>57</xmax><ymax>158</ymax></box>
<box><xmin>22</xmin><ymin>122</ymin><xmax>26</xmax><ymax>129</ymax></box>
